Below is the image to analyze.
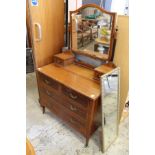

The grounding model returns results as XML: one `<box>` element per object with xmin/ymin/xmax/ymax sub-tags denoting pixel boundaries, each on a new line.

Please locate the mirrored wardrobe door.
<box><xmin>100</xmin><ymin>67</ymin><xmax>120</xmax><ymax>152</ymax></box>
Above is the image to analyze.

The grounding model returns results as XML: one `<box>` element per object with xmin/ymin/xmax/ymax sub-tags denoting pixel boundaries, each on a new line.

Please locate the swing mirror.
<box><xmin>100</xmin><ymin>67</ymin><xmax>120</xmax><ymax>152</ymax></box>
<box><xmin>70</xmin><ymin>4</ymin><xmax>117</xmax><ymax>61</ymax></box>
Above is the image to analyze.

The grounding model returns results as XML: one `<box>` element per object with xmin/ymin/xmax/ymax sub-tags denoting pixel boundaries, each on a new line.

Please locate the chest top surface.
<box><xmin>38</xmin><ymin>63</ymin><xmax>101</xmax><ymax>100</ymax></box>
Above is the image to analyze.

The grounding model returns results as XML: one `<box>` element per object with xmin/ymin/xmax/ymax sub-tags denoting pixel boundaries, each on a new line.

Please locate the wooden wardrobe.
<box><xmin>27</xmin><ymin>0</ymin><xmax>64</xmax><ymax>68</ymax></box>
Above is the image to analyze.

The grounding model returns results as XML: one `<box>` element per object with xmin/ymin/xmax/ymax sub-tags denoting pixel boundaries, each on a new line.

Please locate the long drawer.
<box><xmin>61</xmin><ymin>85</ymin><xmax>89</xmax><ymax>108</ymax></box>
<box><xmin>39</xmin><ymin>90</ymin><xmax>86</xmax><ymax>135</ymax></box>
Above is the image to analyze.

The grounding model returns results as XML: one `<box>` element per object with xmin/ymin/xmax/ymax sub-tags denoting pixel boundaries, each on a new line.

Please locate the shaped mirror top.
<box><xmin>70</xmin><ymin>4</ymin><xmax>116</xmax><ymax>61</ymax></box>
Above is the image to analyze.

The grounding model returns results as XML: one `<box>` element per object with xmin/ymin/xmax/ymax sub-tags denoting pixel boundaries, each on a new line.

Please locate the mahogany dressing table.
<box><xmin>36</xmin><ymin>4</ymin><xmax>117</xmax><ymax>146</ymax></box>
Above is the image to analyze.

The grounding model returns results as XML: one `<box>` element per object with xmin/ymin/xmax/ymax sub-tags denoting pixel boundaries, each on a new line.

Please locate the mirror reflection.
<box><xmin>101</xmin><ymin>68</ymin><xmax>119</xmax><ymax>152</ymax></box>
<box><xmin>72</xmin><ymin>7</ymin><xmax>113</xmax><ymax>54</ymax></box>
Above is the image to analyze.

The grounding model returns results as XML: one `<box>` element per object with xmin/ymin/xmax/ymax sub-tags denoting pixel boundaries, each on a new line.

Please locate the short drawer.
<box><xmin>61</xmin><ymin>85</ymin><xmax>89</xmax><ymax>108</ymax></box>
<box><xmin>54</xmin><ymin>57</ymin><xmax>64</xmax><ymax>66</ymax></box>
<box><xmin>39</xmin><ymin>73</ymin><xmax>59</xmax><ymax>90</ymax></box>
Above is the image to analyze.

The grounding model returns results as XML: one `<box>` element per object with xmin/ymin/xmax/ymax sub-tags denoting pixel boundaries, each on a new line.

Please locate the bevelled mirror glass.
<box><xmin>100</xmin><ymin>67</ymin><xmax>120</xmax><ymax>152</ymax></box>
<box><xmin>70</xmin><ymin>4</ymin><xmax>116</xmax><ymax>61</ymax></box>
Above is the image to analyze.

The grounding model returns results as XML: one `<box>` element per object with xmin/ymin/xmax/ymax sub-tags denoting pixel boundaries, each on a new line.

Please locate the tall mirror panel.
<box><xmin>100</xmin><ymin>68</ymin><xmax>120</xmax><ymax>152</ymax></box>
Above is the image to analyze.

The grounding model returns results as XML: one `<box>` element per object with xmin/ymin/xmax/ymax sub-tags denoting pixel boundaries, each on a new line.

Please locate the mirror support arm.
<box><xmin>65</xmin><ymin>0</ymin><xmax>68</xmax><ymax>47</ymax></box>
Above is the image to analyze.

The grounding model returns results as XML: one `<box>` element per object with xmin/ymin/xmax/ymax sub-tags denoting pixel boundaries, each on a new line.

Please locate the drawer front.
<box><xmin>94</xmin><ymin>71</ymin><xmax>102</xmax><ymax>81</ymax></box>
<box><xmin>40</xmin><ymin>87</ymin><xmax>88</xmax><ymax>120</ymax></box>
<box><xmin>54</xmin><ymin>57</ymin><xmax>64</xmax><ymax>66</ymax></box>
<box><xmin>59</xmin><ymin>97</ymin><xmax>87</xmax><ymax>119</ymax></box>
<box><xmin>41</xmin><ymin>88</ymin><xmax>58</xmax><ymax>102</ymax></box>
<box><xmin>61</xmin><ymin>85</ymin><xmax>89</xmax><ymax>108</ymax></box>
<box><xmin>39</xmin><ymin>73</ymin><xmax>59</xmax><ymax>91</ymax></box>
<box><xmin>40</xmin><ymin>91</ymin><xmax>86</xmax><ymax>135</ymax></box>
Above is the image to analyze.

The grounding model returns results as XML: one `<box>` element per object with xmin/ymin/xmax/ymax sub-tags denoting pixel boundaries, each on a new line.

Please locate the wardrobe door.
<box><xmin>113</xmin><ymin>16</ymin><xmax>129</xmax><ymax>120</ymax></box>
<box><xmin>27</xmin><ymin>0</ymin><xmax>64</xmax><ymax>68</ymax></box>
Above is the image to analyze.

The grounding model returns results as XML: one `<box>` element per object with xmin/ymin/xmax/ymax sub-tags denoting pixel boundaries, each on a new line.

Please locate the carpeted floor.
<box><xmin>26</xmin><ymin>72</ymin><xmax>128</xmax><ymax>155</ymax></box>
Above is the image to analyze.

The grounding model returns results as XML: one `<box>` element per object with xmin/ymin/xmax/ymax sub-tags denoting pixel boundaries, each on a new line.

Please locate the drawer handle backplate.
<box><xmin>44</xmin><ymin>79</ymin><xmax>50</xmax><ymax>85</ymax></box>
<box><xmin>70</xmin><ymin>118</ymin><xmax>77</xmax><ymax>124</ymax></box>
<box><xmin>57</xmin><ymin>59</ymin><xmax>62</xmax><ymax>63</ymax></box>
<box><xmin>69</xmin><ymin>92</ymin><xmax>78</xmax><ymax>100</ymax></box>
<box><xmin>70</xmin><ymin>105</ymin><xmax>77</xmax><ymax>111</ymax></box>
<box><xmin>46</xmin><ymin>90</ymin><xmax>52</xmax><ymax>97</ymax></box>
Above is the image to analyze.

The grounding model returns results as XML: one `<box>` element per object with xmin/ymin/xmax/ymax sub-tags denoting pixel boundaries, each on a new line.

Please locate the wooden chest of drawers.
<box><xmin>37</xmin><ymin>63</ymin><xmax>101</xmax><ymax>146</ymax></box>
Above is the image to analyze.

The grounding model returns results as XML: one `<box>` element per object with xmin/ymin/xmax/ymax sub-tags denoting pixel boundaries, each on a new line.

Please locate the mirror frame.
<box><xmin>70</xmin><ymin>4</ymin><xmax>117</xmax><ymax>61</ymax></box>
<box><xmin>100</xmin><ymin>67</ymin><xmax>120</xmax><ymax>152</ymax></box>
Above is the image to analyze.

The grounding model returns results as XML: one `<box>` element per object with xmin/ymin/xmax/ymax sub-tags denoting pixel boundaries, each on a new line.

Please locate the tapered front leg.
<box><xmin>85</xmin><ymin>138</ymin><xmax>89</xmax><ymax>147</ymax></box>
<box><xmin>104</xmin><ymin>117</ymin><xmax>106</xmax><ymax>125</ymax></box>
<box><xmin>42</xmin><ymin>106</ymin><xmax>45</xmax><ymax>114</ymax></box>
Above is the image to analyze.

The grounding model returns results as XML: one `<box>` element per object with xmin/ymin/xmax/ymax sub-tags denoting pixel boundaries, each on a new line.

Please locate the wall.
<box><xmin>68</xmin><ymin>0</ymin><xmax>129</xmax><ymax>14</ymax></box>
<box><xmin>82</xmin><ymin>0</ymin><xmax>112</xmax><ymax>11</ymax></box>
<box><xmin>68</xmin><ymin>0</ymin><xmax>82</xmax><ymax>22</ymax></box>
<box><xmin>82</xmin><ymin>0</ymin><xmax>113</xmax><ymax>11</ymax></box>
<box><xmin>111</xmin><ymin>0</ymin><xmax>128</xmax><ymax>15</ymax></box>
<box><xmin>69</xmin><ymin>0</ymin><xmax>82</xmax><ymax>11</ymax></box>
<box><xmin>105</xmin><ymin>0</ymin><xmax>112</xmax><ymax>11</ymax></box>
<box><xmin>113</xmin><ymin>15</ymin><xmax>129</xmax><ymax>120</ymax></box>
<box><xmin>82</xmin><ymin>0</ymin><xmax>101</xmax><ymax>5</ymax></box>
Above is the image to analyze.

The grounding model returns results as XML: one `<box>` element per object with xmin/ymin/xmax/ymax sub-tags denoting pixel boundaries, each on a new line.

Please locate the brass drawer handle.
<box><xmin>46</xmin><ymin>90</ymin><xmax>52</xmax><ymax>97</ymax></box>
<box><xmin>70</xmin><ymin>118</ymin><xmax>77</xmax><ymax>124</ymax></box>
<box><xmin>44</xmin><ymin>79</ymin><xmax>50</xmax><ymax>85</ymax></box>
<box><xmin>70</xmin><ymin>105</ymin><xmax>77</xmax><ymax>111</ymax></box>
<box><xmin>69</xmin><ymin>92</ymin><xmax>78</xmax><ymax>100</ymax></box>
<box><xmin>57</xmin><ymin>59</ymin><xmax>62</xmax><ymax>63</ymax></box>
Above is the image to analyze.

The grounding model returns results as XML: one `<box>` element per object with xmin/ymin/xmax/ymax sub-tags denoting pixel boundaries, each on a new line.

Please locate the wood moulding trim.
<box><xmin>72</xmin><ymin>50</ymin><xmax>109</xmax><ymax>61</ymax></box>
<box><xmin>70</xmin><ymin>4</ymin><xmax>116</xmax><ymax>16</ymax></box>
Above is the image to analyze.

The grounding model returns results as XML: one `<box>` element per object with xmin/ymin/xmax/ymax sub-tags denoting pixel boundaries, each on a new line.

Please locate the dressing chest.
<box><xmin>37</xmin><ymin>61</ymin><xmax>101</xmax><ymax>146</ymax></box>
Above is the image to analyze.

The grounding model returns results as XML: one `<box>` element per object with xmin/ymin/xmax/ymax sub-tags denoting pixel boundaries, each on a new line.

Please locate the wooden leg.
<box><xmin>85</xmin><ymin>138</ymin><xmax>89</xmax><ymax>147</ymax></box>
<box><xmin>82</xmin><ymin>36</ymin><xmax>84</xmax><ymax>47</ymax></box>
<box><xmin>42</xmin><ymin>106</ymin><xmax>45</xmax><ymax>114</ymax></box>
<box><xmin>99</xmin><ymin>128</ymin><xmax>104</xmax><ymax>153</ymax></box>
<box><xmin>104</xmin><ymin>116</ymin><xmax>106</xmax><ymax>125</ymax></box>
